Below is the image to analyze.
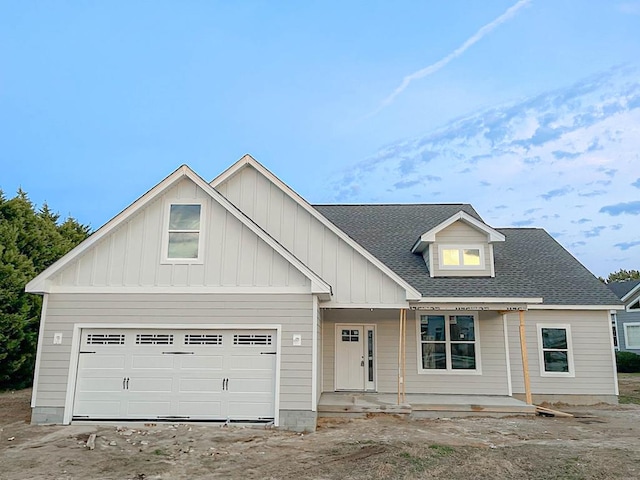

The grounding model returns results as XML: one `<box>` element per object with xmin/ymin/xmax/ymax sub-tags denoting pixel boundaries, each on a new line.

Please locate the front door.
<box><xmin>335</xmin><ymin>325</ymin><xmax>375</xmax><ymax>391</ymax></box>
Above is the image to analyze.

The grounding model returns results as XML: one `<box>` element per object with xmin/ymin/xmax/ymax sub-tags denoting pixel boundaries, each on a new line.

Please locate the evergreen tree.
<box><xmin>601</xmin><ymin>269</ymin><xmax>640</xmax><ymax>283</ymax></box>
<box><xmin>0</xmin><ymin>189</ymin><xmax>90</xmax><ymax>389</ymax></box>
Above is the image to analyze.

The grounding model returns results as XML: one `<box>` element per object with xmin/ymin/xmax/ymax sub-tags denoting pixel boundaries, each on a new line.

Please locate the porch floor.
<box><xmin>318</xmin><ymin>392</ymin><xmax>536</xmax><ymax>418</ymax></box>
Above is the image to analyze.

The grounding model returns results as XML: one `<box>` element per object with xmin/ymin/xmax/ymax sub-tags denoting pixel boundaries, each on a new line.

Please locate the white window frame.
<box><xmin>416</xmin><ymin>312</ymin><xmax>482</xmax><ymax>375</ymax></box>
<box><xmin>161</xmin><ymin>200</ymin><xmax>206</xmax><ymax>264</ymax></box>
<box><xmin>624</xmin><ymin>322</ymin><xmax>640</xmax><ymax>349</ymax></box>
<box><xmin>438</xmin><ymin>244</ymin><xmax>485</xmax><ymax>270</ymax></box>
<box><xmin>537</xmin><ymin>323</ymin><xmax>575</xmax><ymax>378</ymax></box>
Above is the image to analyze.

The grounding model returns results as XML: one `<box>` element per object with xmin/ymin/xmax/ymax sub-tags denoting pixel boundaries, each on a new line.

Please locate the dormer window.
<box><xmin>163</xmin><ymin>202</ymin><xmax>205</xmax><ymax>263</ymax></box>
<box><xmin>439</xmin><ymin>245</ymin><xmax>484</xmax><ymax>270</ymax></box>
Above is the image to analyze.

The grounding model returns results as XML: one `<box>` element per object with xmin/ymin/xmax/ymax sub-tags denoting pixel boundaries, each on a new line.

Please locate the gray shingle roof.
<box><xmin>313</xmin><ymin>204</ymin><xmax>621</xmax><ymax>306</ymax></box>
<box><xmin>607</xmin><ymin>279</ymin><xmax>640</xmax><ymax>300</ymax></box>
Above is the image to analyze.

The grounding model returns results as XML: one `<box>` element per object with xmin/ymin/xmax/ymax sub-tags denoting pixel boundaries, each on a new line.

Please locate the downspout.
<box><xmin>519</xmin><ymin>310</ymin><xmax>533</xmax><ymax>404</ymax></box>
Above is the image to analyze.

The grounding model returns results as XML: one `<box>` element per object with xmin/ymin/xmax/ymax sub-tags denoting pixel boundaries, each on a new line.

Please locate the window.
<box><xmin>624</xmin><ymin>323</ymin><xmax>640</xmax><ymax>349</ymax></box>
<box><xmin>537</xmin><ymin>324</ymin><xmax>574</xmax><ymax>377</ymax></box>
<box><xmin>419</xmin><ymin>314</ymin><xmax>478</xmax><ymax>372</ymax></box>
<box><xmin>438</xmin><ymin>245</ymin><xmax>484</xmax><ymax>269</ymax></box>
<box><xmin>164</xmin><ymin>203</ymin><xmax>203</xmax><ymax>261</ymax></box>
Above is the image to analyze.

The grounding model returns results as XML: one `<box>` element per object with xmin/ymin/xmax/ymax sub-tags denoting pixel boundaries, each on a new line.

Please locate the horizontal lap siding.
<box><xmin>618</xmin><ymin>310</ymin><xmax>640</xmax><ymax>353</ymax></box>
<box><xmin>217</xmin><ymin>166</ymin><xmax>407</xmax><ymax>305</ymax></box>
<box><xmin>35</xmin><ymin>293</ymin><xmax>314</xmax><ymax>411</ymax></box>
<box><xmin>321</xmin><ymin>310</ymin><xmax>509</xmax><ymax>395</ymax></box>
<box><xmin>507</xmin><ymin>310</ymin><xmax>616</xmax><ymax>395</ymax></box>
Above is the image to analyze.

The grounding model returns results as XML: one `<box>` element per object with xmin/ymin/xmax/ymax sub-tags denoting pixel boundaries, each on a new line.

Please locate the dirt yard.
<box><xmin>2</xmin><ymin>376</ymin><xmax>640</xmax><ymax>480</ymax></box>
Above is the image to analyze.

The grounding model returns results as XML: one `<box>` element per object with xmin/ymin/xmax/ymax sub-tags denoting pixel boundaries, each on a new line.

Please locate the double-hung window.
<box><xmin>419</xmin><ymin>314</ymin><xmax>479</xmax><ymax>372</ymax></box>
<box><xmin>624</xmin><ymin>323</ymin><xmax>640</xmax><ymax>350</ymax></box>
<box><xmin>164</xmin><ymin>203</ymin><xmax>203</xmax><ymax>262</ymax></box>
<box><xmin>537</xmin><ymin>324</ymin><xmax>574</xmax><ymax>377</ymax></box>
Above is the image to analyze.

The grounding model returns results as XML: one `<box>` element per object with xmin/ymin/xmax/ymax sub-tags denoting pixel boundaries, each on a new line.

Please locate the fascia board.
<box><xmin>415</xmin><ymin>297</ymin><xmax>544</xmax><ymax>304</ymax></box>
<box><xmin>25</xmin><ymin>165</ymin><xmax>194</xmax><ymax>294</ymax></box>
<box><xmin>528</xmin><ymin>304</ymin><xmax>624</xmax><ymax>310</ymax></box>
<box><xmin>211</xmin><ymin>155</ymin><xmax>422</xmax><ymax>301</ymax></box>
<box><xmin>414</xmin><ymin>211</ymin><xmax>506</xmax><ymax>250</ymax></box>
<box><xmin>621</xmin><ymin>283</ymin><xmax>640</xmax><ymax>302</ymax></box>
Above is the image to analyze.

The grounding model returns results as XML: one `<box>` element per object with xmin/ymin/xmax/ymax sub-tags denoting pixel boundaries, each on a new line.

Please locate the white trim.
<box><xmin>415</xmin><ymin>311</ymin><xmax>483</xmax><ymax>375</ymax></box>
<box><xmin>411</xmin><ymin>210</ymin><xmax>505</xmax><ymax>253</ymax></box>
<box><xmin>45</xmin><ymin>285</ymin><xmax>315</xmax><ymax>295</ymax></box>
<box><xmin>623</xmin><ymin>322</ymin><xmax>640</xmax><ymax>349</ymax></box>
<box><xmin>321</xmin><ymin>303</ymin><xmax>410</xmax><ymax>309</ymax></box>
<box><xmin>416</xmin><ymin>297</ymin><xmax>543</xmax><ymax>304</ymax></box>
<box><xmin>26</xmin><ymin>164</ymin><xmax>332</xmax><ymax>297</ymax></box>
<box><xmin>529</xmin><ymin>304</ymin><xmax>623</xmax><ymax>310</ymax></box>
<box><xmin>311</xmin><ymin>295</ymin><xmax>318</xmax><ymax>412</ymax></box>
<box><xmin>489</xmin><ymin>244</ymin><xmax>496</xmax><ymax>278</ymax></box>
<box><xmin>161</xmin><ymin>199</ymin><xmax>206</xmax><ymax>264</ymax></box>
<box><xmin>30</xmin><ymin>294</ymin><xmax>48</xmax><ymax>408</ymax></box>
<box><xmin>428</xmin><ymin>246</ymin><xmax>435</xmax><ymax>278</ymax></box>
<box><xmin>536</xmin><ymin>323</ymin><xmax>575</xmax><ymax>378</ymax></box>
<box><xmin>437</xmin><ymin>244</ymin><xmax>486</xmax><ymax>271</ymax></box>
<box><xmin>210</xmin><ymin>155</ymin><xmax>421</xmax><ymax>301</ymax></box>
<box><xmin>63</xmin><ymin>323</ymin><xmax>282</xmax><ymax>426</ymax></box>
<box><xmin>608</xmin><ymin>314</ymin><xmax>620</xmax><ymax>396</ymax></box>
<box><xmin>621</xmin><ymin>283</ymin><xmax>640</xmax><ymax>302</ymax></box>
<box><xmin>626</xmin><ymin>294</ymin><xmax>640</xmax><ymax>311</ymax></box>
<box><xmin>502</xmin><ymin>313</ymin><xmax>513</xmax><ymax>396</ymax></box>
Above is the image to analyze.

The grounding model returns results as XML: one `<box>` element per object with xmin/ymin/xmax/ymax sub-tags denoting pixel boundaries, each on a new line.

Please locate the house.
<box><xmin>26</xmin><ymin>155</ymin><xmax>623</xmax><ymax>431</ymax></box>
<box><xmin>608</xmin><ymin>280</ymin><xmax>640</xmax><ymax>354</ymax></box>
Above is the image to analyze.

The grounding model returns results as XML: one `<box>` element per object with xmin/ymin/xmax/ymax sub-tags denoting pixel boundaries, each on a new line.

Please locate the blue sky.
<box><xmin>1</xmin><ymin>1</ymin><xmax>639</xmax><ymax>277</ymax></box>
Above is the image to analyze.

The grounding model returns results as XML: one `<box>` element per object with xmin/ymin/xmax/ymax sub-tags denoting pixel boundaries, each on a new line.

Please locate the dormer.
<box><xmin>411</xmin><ymin>211</ymin><xmax>505</xmax><ymax>278</ymax></box>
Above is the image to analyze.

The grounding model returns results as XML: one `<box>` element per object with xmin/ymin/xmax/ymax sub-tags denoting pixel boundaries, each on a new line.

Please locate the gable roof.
<box><xmin>314</xmin><ymin>204</ymin><xmax>622</xmax><ymax>306</ymax></box>
<box><xmin>411</xmin><ymin>210</ymin><xmax>505</xmax><ymax>253</ymax></box>
<box><xmin>26</xmin><ymin>165</ymin><xmax>332</xmax><ymax>297</ymax></box>
<box><xmin>607</xmin><ymin>279</ymin><xmax>640</xmax><ymax>303</ymax></box>
<box><xmin>211</xmin><ymin>154</ymin><xmax>422</xmax><ymax>300</ymax></box>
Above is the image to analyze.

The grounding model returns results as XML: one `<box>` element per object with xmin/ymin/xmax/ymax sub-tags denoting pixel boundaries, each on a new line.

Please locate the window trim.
<box><xmin>624</xmin><ymin>322</ymin><xmax>640</xmax><ymax>349</ymax></box>
<box><xmin>537</xmin><ymin>323</ymin><xmax>575</xmax><ymax>378</ymax></box>
<box><xmin>161</xmin><ymin>200</ymin><xmax>206</xmax><ymax>264</ymax></box>
<box><xmin>416</xmin><ymin>312</ymin><xmax>482</xmax><ymax>375</ymax></box>
<box><xmin>437</xmin><ymin>244</ymin><xmax>485</xmax><ymax>270</ymax></box>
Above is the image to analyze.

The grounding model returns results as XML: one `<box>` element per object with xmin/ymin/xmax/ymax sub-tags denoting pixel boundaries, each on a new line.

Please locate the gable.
<box><xmin>213</xmin><ymin>158</ymin><xmax>419</xmax><ymax>305</ymax></box>
<box><xmin>27</xmin><ymin>166</ymin><xmax>331</xmax><ymax>296</ymax></box>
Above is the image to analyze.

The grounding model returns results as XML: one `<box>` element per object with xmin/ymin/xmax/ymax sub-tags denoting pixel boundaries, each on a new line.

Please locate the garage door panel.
<box><xmin>131</xmin><ymin>354</ymin><xmax>175</xmax><ymax>369</ymax></box>
<box><xmin>74</xmin><ymin>400</ymin><xmax>122</xmax><ymax>416</ymax></box>
<box><xmin>127</xmin><ymin>401</ymin><xmax>172</xmax><ymax>416</ymax></box>
<box><xmin>180</xmin><ymin>354</ymin><xmax>224</xmax><ymax>370</ymax></box>
<box><xmin>74</xmin><ymin>328</ymin><xmax>277</xmax><ymax>422</ymax></box>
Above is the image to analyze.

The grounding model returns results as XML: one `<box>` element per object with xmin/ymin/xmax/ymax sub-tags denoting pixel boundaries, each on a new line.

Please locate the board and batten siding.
<box><xmin>431</xmin><ymin>221</ymin><xmax>492</xmax><ymax>277</ymax></box>
<box><xmin>507</xmin><ymin>310</ymin><xmax>617</xmax><ymax>396</ymax></box>
<box><xmin>49</xmin><ymin>178</ymin><xmax>309</xmax><ymax>290</ymax></box>
<box><xmin>34</xmin><ymin>293</ymin><xmax>314</xmax><ymax>411</ymax></box>
<box><xmin>215</xmin><ymin>166</ymin><xmax>407</xmax><ymax>305</ymax></box>
<box><xmin>321</xmin><ymin>309</ymin><xmax>509</xmax><ymax>395</ymax></box>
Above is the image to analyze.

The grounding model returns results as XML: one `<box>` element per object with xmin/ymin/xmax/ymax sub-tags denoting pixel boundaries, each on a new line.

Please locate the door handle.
<box><xmin>126</xmin><ymin>377</ymin><xmax>130</xmax><ymax>390</ymax></box>
<box><xmin>123</xmin><ymin>377</ymin><xmax>126</xmax><ymax>389</ymax></box>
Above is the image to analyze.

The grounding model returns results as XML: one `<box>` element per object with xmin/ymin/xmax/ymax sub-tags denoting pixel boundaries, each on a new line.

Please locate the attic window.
<box><xmin>438</xmin><ymin>245</ymin><xmax>484</xmax><ymax>269</ymax></box>
<box><xmin>164</xmin><ymin>202</ymin><xmax>204</xmax><ymax>262</ymax></box>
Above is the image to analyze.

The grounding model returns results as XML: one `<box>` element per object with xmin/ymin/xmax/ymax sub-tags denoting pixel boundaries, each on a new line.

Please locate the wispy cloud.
<box><xmin>583</xmin><ymin>226</ymin><xmax>606</xmax><ymax>238</ymax></box>
<box><xmin>540</xmin><ymin>186</ymin><xmax>572</xmax><ymax>200</ymax></box>
<box><xmin>572</xmin><ymin>218</ymin><xmax>592</xmax><ymax>224</ymax></box>
<box><xmin>614</xmin><ymin>240</ymin><xmax>640</xmax><ymax>251</ymax></box>
<box><xmin>579</xmin><ymin>190</ymin><xmax>607</xmax><ymax>197</ymax></box>
<box><xmin>632</xmin><ymin>178</ymin><xmax>640</xmax><ymax>188</ymax></box>
<box><xmin>599</xmin><ymin>200</ymin><xmax>640</xmax><ymax>215</ymax></box>
<box><xmin>512</xmin><ymin>219</ymin><xmax>534</xmax><ymax>226</ymax></box>
<box><xmin>370</xmin><ymin>0</ymin><xmax>532</xmax><ymax>116</ymax></box>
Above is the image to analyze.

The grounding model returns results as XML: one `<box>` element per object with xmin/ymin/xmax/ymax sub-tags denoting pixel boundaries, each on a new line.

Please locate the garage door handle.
<box><xmin>126</xmin><ymin>377</ymin><xmax>129</xmax><ymax>390</ymax></box>
<box><xmin>162</xmin><ymin>351</ymin><xmax>195</xmax><ymax>355</ymax></box>
<box><xmin>222</xmin><ymin>378</ymin><xmax>229</xmax><ymax>390</ymax></box>
<box><xmin>261</xmin><ymin>352</ymin><xmax>276</xmax><ymax>355</ymax></box>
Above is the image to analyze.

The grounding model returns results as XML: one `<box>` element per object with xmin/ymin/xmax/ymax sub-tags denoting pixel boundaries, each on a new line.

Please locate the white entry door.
<box><xmin>72</xmin><ymin>328</ymin><xmax>276</xmax><ymax>422</ymax></box>
<box><xmin>335</xmin><ymin>325</ymin><xmax>375</xmax><ymax>391</ymax></box>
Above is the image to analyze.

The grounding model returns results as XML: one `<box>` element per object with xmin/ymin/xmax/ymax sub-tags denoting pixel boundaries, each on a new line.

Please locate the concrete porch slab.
<box><xmin>318</xmin><ymin>392</ymin><xmax>536</xmax><ymax>418</ymax></box>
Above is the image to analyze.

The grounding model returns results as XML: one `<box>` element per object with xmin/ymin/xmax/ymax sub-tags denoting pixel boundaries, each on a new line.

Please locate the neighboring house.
<box><xmin>607</xmin><ymin>280</ymin><xmax>640</xmax><ymax>354</ymax></box>
<box><xmin>26</xmin><ymin>155</ymin><xmax>622</xmax><ymax>431</ymax></box>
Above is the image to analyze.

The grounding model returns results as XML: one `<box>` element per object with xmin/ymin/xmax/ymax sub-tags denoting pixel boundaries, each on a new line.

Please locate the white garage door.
<box><xmin>72</xmin><ymin>328</ymin><xmax>277</xmax><ymax>422</ymax></box>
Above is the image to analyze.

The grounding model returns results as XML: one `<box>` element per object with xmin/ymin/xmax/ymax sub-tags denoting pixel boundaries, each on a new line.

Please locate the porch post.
<box><xmin>397</xmin><ymin>309</ymin><xmax>406</xmax><ymax>404</ymax></box>
<box><xmin>518</xmin><ymin>310</ymin><xmax>533</xmax><ymax>404</ymax></box>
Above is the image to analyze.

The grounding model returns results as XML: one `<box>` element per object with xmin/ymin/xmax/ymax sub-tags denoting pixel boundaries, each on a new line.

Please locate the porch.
<box><xmin>318</xmin><ymin>392</ymin><xmax>536</xmax><ymax>418</ymax></box>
